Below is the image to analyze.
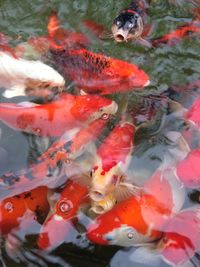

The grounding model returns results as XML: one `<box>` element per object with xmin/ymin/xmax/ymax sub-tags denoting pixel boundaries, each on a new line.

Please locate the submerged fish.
<box><xmin>48</xmin><ymin>10</ymin><xmax>90</xmax><ymax>50</ymax></box>
<box><xmin>0</xmin><ymin>186</ymin><xmax>49</xmax><ymax>235</ymax></box>
<box><xmin>158</xmin><ymin>207</ymin><xmax>200</xmax><ymax>266</ymax></box>
<box><xmin>87</xmin><ymin>169</ymin><xmax>185</xmax><ymax>246</ymax></box>
<box><xmin>152</xmin><ymin>18</ymin><xmax>200</xmax><ymax>47</ymax></box>
<box><xmin>0</xmin><ymin>94</ymin><xmax>117</xmax><ymax>137</ymax></box>
<box><xmin>38</xmin><ymin>180</ymin><xmax>88</xmax><ymax>250</ymax></box>
<box><xmin>48</xmin><ymin>13</ymin><xmax>150</xmax><ymax>94</ymax></box>
<box><xmin>0</xmin><ymin>51</ymin><xmax>65</xmax><ymax>98</ymax></box>
<box><xmin>89</xmin><ymin>121</ymin><xmax>137</xmax><ymax>204</ymax></box>
<box><xmin>174</xmin><ymin>146</ymin><xmax>200</xmax><ymax>188</ymax></box>
<box><xmin>184</xmin><ymin>97</ymin><xmax>200</xmax><ymax>128</ymax></box>
<box><xmin>112</xmin><ymin>0</ymin><xmax>151</xmax><ymax>44</ymax></box>
<box><xmin>40</xmin><ymin>116</ymin><xmax>109</xmax><ymax>169</ymax></box>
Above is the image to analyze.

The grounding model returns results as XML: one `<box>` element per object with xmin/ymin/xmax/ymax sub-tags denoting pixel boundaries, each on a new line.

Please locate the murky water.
<box><xmin>0</xmin><ymin>0</ymin><xmax>200</xmax><ymax>266</ymax></box>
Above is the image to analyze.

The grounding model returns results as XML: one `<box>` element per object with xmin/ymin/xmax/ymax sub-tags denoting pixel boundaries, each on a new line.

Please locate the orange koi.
<box><xmin>152</xmin><ymin>21</ymin><xmax>200</xmax><ymax>47</ymax></box>
<box><xmin>50</xmin><ymin>48</ymin><xmax>150</xmax><ymax>95</ymax></box>
<box><xmin>48</xmin><ymin>11</ymin><xmax>90</xmax><ymax>50</ymax></box>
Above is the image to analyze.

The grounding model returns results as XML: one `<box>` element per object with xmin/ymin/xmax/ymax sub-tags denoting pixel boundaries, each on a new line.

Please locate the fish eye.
<box><xmin>101</xmin><ymin>113</ymin><xmax>109</xmax><ymax>120</ymax></box>
<box><xmin>99</xmin><ymin>107</ymin><xmax>103</xmax><ymax>112</ymax></box>
<box><xmin>127</xmin><ymin>231</ymin><xmax>134</xmax><ymax>239</ymax></box>
<box><xmin>58</xmin><ymin>200</ymin><xmax>73</xmax><ymax>213</ymax></box>
<box><xmin>128</xmin><ymin>23</ymin><xmax>134</xmax><ymax>29</ymax></box>
<box><xmin>134</xmin><ymin>14</ymin><xmax>139</xmax><ymax>19</ymax></box>
<box><xmin>115</xmin><ymin>19</ymin><xmax>122</xmax><ymax>27</ymax></box>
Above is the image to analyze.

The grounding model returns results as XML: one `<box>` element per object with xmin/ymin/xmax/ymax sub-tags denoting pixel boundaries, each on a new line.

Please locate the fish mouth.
<box><xmin>113</xmin><ymin>30</ymin><xmax>129</xmax><ymax>43</ymax></box>
<box><xmin>90</xmin><ymin>204</ymin><xmax>105</xmax><ymax>214</ymax></box>
<box><xmin>144</xmin><ymin>80</ymin><xmax>150</xmax><ymax>87</ymax></box>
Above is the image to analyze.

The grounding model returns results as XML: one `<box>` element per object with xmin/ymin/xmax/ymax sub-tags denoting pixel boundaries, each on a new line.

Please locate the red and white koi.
<box><xmin>89</xmin><ymin>121</ymin><xmax>137</xmax><ymax>205</ymax></box>
<box><xmin>37</xmin><ymin>179</ymin><xmax>88</xmax><ymax>251</ymax></box>
<box><xmin>87</xmin><ymin>169</ymin><xmax>185</xmax><ymax>246</ymax></box>
<box><xmin>0</xmin><ymin>93</ymin><xmax>117</xmax><ymax>137</ymax></box>
<box><xmin>158</xmin><ymin>207</ymin><xmax>200</xmax><ymax>266</ymax></box>
<box><xmin>0</xmin><ymin>186</ymin><xmax>49</xmax><ymax>236</ymax></box>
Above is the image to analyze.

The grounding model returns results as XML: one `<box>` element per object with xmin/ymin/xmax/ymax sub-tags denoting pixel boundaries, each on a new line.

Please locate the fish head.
<box><xmin>112</xmin><ymin>10</ymin><xmax>143</xmax><ymax>42</ymax></box>
<box><xmin>71</xmin><ymin>95</ymin><xmax>118</xmax><ymax>123</ymax></box>
<box><xmin>89</xmin><ymin>158</ymin><xmax>123</xmax><ymax>202</ymax></box>
<box><xmin>87</xmin><ymin>197</ymin><xmax>161</xmax><ymax>246</ymax></box>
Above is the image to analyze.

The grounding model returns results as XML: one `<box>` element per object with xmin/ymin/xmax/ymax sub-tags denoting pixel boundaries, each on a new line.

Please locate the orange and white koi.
<box><xmin>0</xmin><ymin>93</ymin><xmax>117</xmax><ymax>137</ymax></box>
<box><xmin>87</xmin><ymin>169</ymin><xmax>185</xmax><ymax>246</ymax></box>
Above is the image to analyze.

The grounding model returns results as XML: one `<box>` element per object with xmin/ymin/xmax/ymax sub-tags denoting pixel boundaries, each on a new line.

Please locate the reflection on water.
<box><xmin>0</xmin><ymin>0</ymin><xmax>200</xmax><ymax>267</ymax></box>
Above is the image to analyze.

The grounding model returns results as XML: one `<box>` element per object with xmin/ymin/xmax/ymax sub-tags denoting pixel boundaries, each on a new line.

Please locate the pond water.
<box><xmin>0</xmin><ymin>0</ymin><xmax>200</xmax><ymax>267</ymax></box>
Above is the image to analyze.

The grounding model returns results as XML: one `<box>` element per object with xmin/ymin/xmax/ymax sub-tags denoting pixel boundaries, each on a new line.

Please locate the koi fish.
<box><xmin>48</xmin><ymin>10</ymin><xmax>90</xmax><ymax>50</ymax></box>
<box><xmin>0</xmin><ymin>117</ymin><xmax>110</xmax><ymax>199</ymax></box>
<box><xmin>158</xmin><ymin>207</ymin><xmax>200</xmax><ymax>266</ymax></box>
<box><xmin>89</xmin><ymin>121</ymin><xmax>137</xmax><ymax>204</ymax></box>
<box><xmin>0</xmin><ymin>93</ymin><xmax>117</xmax><ymax>137</ymax></box>
<box><xmin>37</xmin><ymin>179</ymin><xmax>88</xmax><ymax>250</ymax></box>
<box><xmin>174</xmin><ymin>146</ymin><xmax>200</xmax><ymax>188</ymax></box>
<box><xmin>0</xmin><ymin>51</ymin><xmax>65</xmax><ymax>98</ymax></box>
<box><xmin>111</xmin><ymin>0</ymin><xmax>150</xmax><ymax>43</ymax></box>
<box><xmin>184</xmin><ymin>97</ymin><xmax>200</xmax><ymax>128</ymax></box>
<box><xmin>48</xmin><ymin>14</ymin><xmax>150</xmax><ymax>94</ymax></box>
<box><xmin>40</xmin><ymin>116</ymin><xmax>109</xmax><ymax>169</ymax></box>
<box><xmin>152</xmin><ymin>21</ymin><xmax>200</xmax><ymax>47</ymax></box>
<box><xmin>51</xmin><ymin>48</ymin><xmax>150</xmax><ymax>94</ymax></box>
<box><xmin>167</xmin><ymin>0</ymin><xmax>200</xmax><ymax>6</ymax></box>
<box><xmin>87</xmin><ymin>169</ymin><xmax>185</xmax><ymax>246</ymax></box>
<box><xmin>0</xmin><ymin>186</ymin><xmax>49</xmax><ymax>235</ymax></box>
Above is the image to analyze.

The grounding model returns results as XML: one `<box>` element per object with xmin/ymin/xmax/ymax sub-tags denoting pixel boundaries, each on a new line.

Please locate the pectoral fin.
<box><xmin>114</xmin><ymin>182</ymin><xmax>143</xmax><ymax>202</ymax></box>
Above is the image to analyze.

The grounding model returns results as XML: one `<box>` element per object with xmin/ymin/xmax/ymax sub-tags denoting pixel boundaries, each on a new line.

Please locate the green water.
<box><xmin>0</xmin><ymin>0</ymin><xmax>200</xmax><ymax>266</ymax></box>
